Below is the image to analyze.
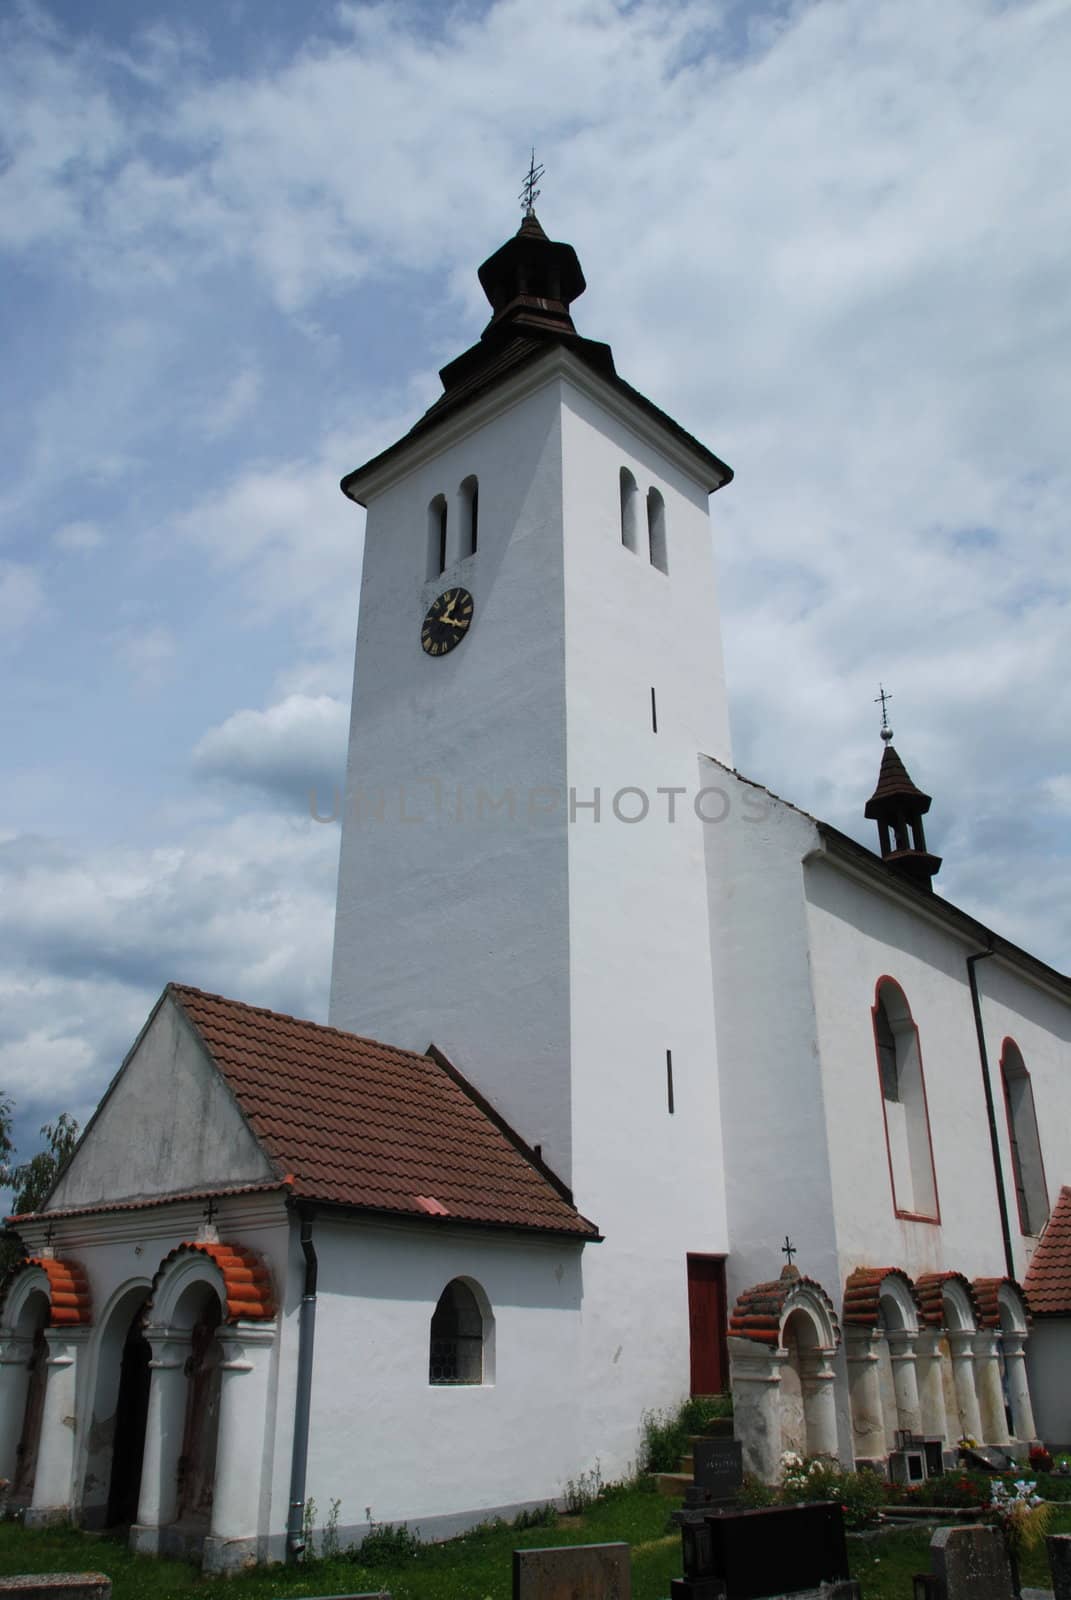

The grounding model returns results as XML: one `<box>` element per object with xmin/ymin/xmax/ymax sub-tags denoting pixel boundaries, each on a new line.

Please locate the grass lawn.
<box><xmin>3</xmin><ymin>1494</ymin><xmax>1069</xmax><ymax>1600</ymax></box>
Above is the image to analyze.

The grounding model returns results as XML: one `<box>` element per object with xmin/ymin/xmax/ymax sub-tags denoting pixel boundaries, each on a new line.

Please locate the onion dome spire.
<box><xmin>864</xmin><ymin>691</ymin><xmax>942</xmax><ymax>892</ymax></box>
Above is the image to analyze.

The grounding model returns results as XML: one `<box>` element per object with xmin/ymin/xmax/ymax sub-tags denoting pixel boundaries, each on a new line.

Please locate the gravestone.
<box><xmin>1048</xmin><ymin>1533</ymin><xmax>1071</xmax><ymax>1600</ymax></box>
<box><xmin>683</xmin><ymin>1441</ymin><xmax>744</xmax><ymax>1510</ymax></box>
<box><xmin>930</xmin><ymin>1524</ymin><xmax>1014</xmax><ymax>1600</ymax></box>
<box><xmin>513</xmin><ymin>1541</ymin><xmax>630</xmax><ymax>1600</ymax></box>
<box><xmin>670</xmin><ymin>1502</ymin><xmax>857</xmax><ymax>1600</ymax></box>
<box><xmin>0</xmin><ymin>1580</ymin><xmax>112</xmax><ymax>1600</ymax></box>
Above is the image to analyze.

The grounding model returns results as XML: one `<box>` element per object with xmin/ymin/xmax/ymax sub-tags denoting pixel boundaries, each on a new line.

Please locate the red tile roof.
<box><xmin>150</xmin><ymin>1241</ymin><xmax>275</xmax><ymax>1323</ymax></box>
<box><xmin>170</xmin><ymin>985</ymin><xmax>598</xmax><ymax>1240</ymax></box>
<box><xmin>843</xmin><ymin>1266</ymin><xmax>920</xmax><ymax>1327</ymax></box>
<box><xmin>1024</xmin><ymin>1186</ymin><xmax>1071</xmax><ymax>1316</ymax></box>
<box><xmin>0</xmin><ymin>1256</ymin><xmax>92</xmax><ymax>1327</ymax></box>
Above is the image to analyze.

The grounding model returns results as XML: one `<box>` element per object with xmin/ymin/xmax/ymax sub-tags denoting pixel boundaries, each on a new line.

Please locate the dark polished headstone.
<box><xmin>1047</xmin><ymin>1533</ymin><xmax>1071</xmax><ymax>1600</ymax></box>
<box><xmin>673</xmin><ymin>1501</ymin><xmax>852</xmax><ymax>1600</ymax></box>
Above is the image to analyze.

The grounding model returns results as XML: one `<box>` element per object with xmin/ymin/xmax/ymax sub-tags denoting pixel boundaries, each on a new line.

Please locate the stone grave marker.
<box><xmin>513</xmin><ymin>1541</ymin><xmax>630</xmax><ymax>1600</ymax></box>
<box><xmin>930</xmin><ymin>1524</ymin><xmax>1015</xmax><ymax>1600</ymax></box>
<box><xmin>1048</xmin><ymin>1533</ymin><xmax>1071</xmax><ymax>1600</ymax></box>
<box><xmin>684</xmin><ymin>1440</ymin><xmax>744</xmax><ymax>1511</ymax></box>
<box><xmin>0</xmin><ymin>1580</ymin><xmax>112</xmax><ymax>1600</ymax></box>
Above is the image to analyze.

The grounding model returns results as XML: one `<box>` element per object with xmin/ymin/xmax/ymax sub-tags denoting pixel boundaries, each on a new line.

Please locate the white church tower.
<box><xmin>330</xmin><ymin>205</ymin><xmax>738</xmax><ymax>1441</ymax></box>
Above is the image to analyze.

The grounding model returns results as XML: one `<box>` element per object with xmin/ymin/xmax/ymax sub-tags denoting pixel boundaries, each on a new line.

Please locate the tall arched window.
<box><xmin>872</xmin><ymin>979</ymin><xmax>939</xmax><ymax>1222</ymax></box>
<box><xmin>1000</xmin><ymin>1040</ymin><xmax>1048</xmax><ymax>1235</ymax></box>
<box><xmin>429</xmin><ymin>1278</ymin><xmax>489</xmax><ymax>1385</ymax></box>
<box><xmin>427</xmin><ymin>494</ymin><xmax>448</xmax><ymax>579</ymax></box>
<box><xmin>619</xmin><ymin>468</ymin><xmax>639</xmax><ymax>553</ymax></box>
<box><xmin>647</xmin><ymin>487</ymin><xmax>668</xmax><ymax>573</ymax></box>
<box><xmin>459</xmin><ymin>475</ymin><xmax>479</xmax><ymax>558</ymax></box>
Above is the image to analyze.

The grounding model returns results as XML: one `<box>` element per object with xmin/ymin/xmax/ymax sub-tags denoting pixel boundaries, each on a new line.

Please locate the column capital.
<box><xmin>0</xmin><ymin>1334</ymin><xmax>34</xmax><ymax>1366</ymax></box>
<box><xmin>887</xmin><ymin>1329</ymin><xmax>919</xmax><ymax>1359</ymax></box>
<box><xmin>947</xmin><ymin>1328</ymin><xmax>976</xmax><ymax>1357</ymax></box>
<box><xmin>845</xmin><ymin>1329</ymin><xmax>882</xmax><ymax>1364</ymax></box>
<box><xmin>972</xmin><ymin>1330</ymin><xmax>1000</xmax><ymax>1360</ymax></box>
<box><xmin>1001</xmin><ymin>1331</ymin><xmax>1028</xmax><ymax>1358</ymax></box>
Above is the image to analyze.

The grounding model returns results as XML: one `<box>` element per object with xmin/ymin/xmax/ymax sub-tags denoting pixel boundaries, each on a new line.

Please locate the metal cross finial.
<box><xmin>875</xmin><ymin>684</ymin><xmax>894</xmax><ymax>741</ymax></box>
<box><xmin>782</xmin><ymin>1235</ymin><xmax>797</xmax><ymax>1267</ymax></box>
<box><xmin>519</xmin><ymin>148</ymin><xmax>544</xmax><ymax>215</ymax></box>
<box><xmin>203</xmin><ymin>1196</ymin><xmax>218</xmax><ymax>1227</ymax></box>
<box><xmin>43</xmin><ymin>1220</ymin><xmax>56</xmax><ymax>1248</ymax></box>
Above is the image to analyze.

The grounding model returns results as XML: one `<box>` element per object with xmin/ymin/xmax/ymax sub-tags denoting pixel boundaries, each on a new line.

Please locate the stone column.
<box><xmin>0</xmin><ymin>1335</ymin><xmax>34</xmax><ymax>1482</ymax></box>
<box><xmin>887</xmin><ymin>1329</ymin><xmax>923</xmax><ymax>1437</ymax></box>
<box><xmin>131</xmin><ymin>1329</ymin><xmax>191</xmax><ymax>1555</ymax></box>
<box><xmin>947</xmin><ymin>1329</ymin><xmax>984</xmax><ymax>1444</ymax></box>
<box><xmin>26</xmin><ymin>1327</ymin><xmax>89</xmax><ymax>1526</ymax></box>
<box><xmin>973</xmin><ymin>1331</ymin><xmax>1010</xmax><ymax>1445</ymax></box>
<box><xmin>1001</xmin><ymin>1332</ymin><xmax>1037</xmax><ymax>1445</ymax></box>
<box><xmin>915</xmin><ymin>1330</ymin><xmax>950</xmax><ymax>1449</ymax></box>
<box><xmin>845</xmin><ymin>1331</ymin><xmax>886</xmax><ymax>1464</ymax></box>
<box><xmin>203</xmin><ymin>1323</ymin><xmax>276</xmax><ymax>1573</ymax></box>
<box><xmin>728</xmin><ymin>1338</ymin><xmax>785</xmax><ymax>1484</ymax></box>
<box><xmin>801</xmin><ymin>1349</ymin><xmax>840</xmax><ymax>1460</ymax></box>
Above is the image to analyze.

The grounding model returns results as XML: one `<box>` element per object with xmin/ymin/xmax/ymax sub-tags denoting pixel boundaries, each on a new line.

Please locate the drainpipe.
<box><xmin>966</xmin><ymin>947</ymin><xmax>1015</xmax><ymax>1280</ymax></box>
<box><xmin>286</xmin><ymin>1208</ymin><xmax>318</xmax><ymax>1561</ymax></box>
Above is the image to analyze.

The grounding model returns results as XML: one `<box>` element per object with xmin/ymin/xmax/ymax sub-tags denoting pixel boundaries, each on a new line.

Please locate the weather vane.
<box><xmin>519</xmin><ymin>148</ymin><xmax>544</xmax><ymax>216</ymax></box>
<box><xmin>875</xmin><ymin>684</ymin><xmax>894</xmax><ymax>742</ymax></box>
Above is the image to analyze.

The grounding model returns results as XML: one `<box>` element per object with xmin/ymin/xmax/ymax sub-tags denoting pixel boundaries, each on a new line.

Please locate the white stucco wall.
<box><xmin>328</xmin><ymin>374</ymin><xmax>574</xmax><ymax>1179</ymax></box>
<box><xmin>803</xmin><ymin>855</ymin><xmax>1071</xmax><ymax>1292</ymax></box>
<box><xmin>1026</xmin><ymin>1320</ymin><xmax>1071</xmax><ymax>1448</ymax></box>
<box><xmin>559</xmin><ymin>390</ymin><xmax>733</xmax><ymax>1461</ymax></box>
<box><xmin>48</xmin><ymin>997</ymin><xmax>275</xmax><ymax>1210</ymax></box>
<box><xmin>301</xmin><ymin>1217</ymin><xmax>588</xmax><ymax>1540</ymax></box>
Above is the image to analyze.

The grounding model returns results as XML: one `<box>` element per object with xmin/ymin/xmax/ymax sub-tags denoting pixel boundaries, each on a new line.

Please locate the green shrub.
<box><xmin>639</xmin><ymin>1393</ymin><xmax>732</xmax><ymax>1473</ymax></box>
<box><xmin>352</xmin><ymin>1516</ymin><xmax>422</xmax><ymax>1565</ymax></box>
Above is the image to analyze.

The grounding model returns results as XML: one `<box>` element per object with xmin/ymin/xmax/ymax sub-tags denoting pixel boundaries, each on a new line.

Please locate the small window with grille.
<box><xmin>429</xmin><ymin>1278</ymin><xmax>484</xmax><ymax>1384</ymax></box>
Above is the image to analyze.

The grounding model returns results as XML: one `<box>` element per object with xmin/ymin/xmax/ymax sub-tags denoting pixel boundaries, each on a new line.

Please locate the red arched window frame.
<box><xmin>999</xmin><ymin>1038</ymin><xmax>1050</xmax><ymax>1236</ymax></box>
<box><xmin>871</xmin><ymin>976</ymin><xmax>941</xmax><ymax>1225</ymax></box>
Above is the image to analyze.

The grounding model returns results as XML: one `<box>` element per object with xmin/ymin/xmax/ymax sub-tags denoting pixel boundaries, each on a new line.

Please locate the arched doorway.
<box><xmin>174</xmin><ymin>1284</ymin><xmax>223</xmax><ymax>1531</ymax></box>
<box><xmin>10</xmin><ymin>1294</ymin><xmax>49</xmax><ymax>1508</ymax></box>
<box><xmin>106</xmin><ymin>1298</ymin><xmax>151</xmax><ymax>1526</ymax></box>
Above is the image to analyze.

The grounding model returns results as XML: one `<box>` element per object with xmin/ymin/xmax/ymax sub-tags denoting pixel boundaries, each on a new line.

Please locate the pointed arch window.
<box><xmin>872</xmin><ymin>979</ymin><xmax>939</xmax><ymax>1222</ymax></box>
<box><xmin>459</xmin><ymin>476</ymin><xmax>479</xmax><ymax>558</ymax></box>
<box><xmin>427</xmin><ymin>495</ymin><xmax>448</xmax><ymax>579</ymax></box>
<box><xmin>1000</xmin><ymin>1040</ymin><xmax>1048</xmax><ymax>1235</ymax></box>
<box><xmin>429</xmin><ymin>1278</ymin><xmax>491</xmax><ymax>1385</ymax></box>
<box><xmin>619</xmin><ymin>468</ymin><xmax>639</xmax><ymax>553</ymax></box>
<box><xmin>647</xmin><ymin>487</ymin><xmax>668</xmax><ymax>573</ymax></box>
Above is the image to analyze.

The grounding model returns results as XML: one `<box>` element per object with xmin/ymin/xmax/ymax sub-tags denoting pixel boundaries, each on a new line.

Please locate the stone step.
<box><xmin>654</xmin><ymin>1472</ymin><xmax>693</xmax><ymax>1497</ymax></box>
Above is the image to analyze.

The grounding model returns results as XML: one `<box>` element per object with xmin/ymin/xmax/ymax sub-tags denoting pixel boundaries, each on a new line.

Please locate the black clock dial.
<box><xmin>421</xmin><ymin>587</ymin><xmax>474</xmax><ymax>656</ymax></box>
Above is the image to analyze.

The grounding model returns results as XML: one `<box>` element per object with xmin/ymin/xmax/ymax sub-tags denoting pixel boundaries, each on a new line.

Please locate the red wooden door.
<box><xmin>687</xmin><ymin>1254</ymin><xmax>728</xmax><ymax>1395</ymax></box>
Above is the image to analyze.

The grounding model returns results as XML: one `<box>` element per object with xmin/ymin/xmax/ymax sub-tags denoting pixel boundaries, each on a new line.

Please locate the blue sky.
<box><xmin>2</xmin><ymin>0</ymin><xmax>1070</xmax><ymax>1177</ymax></box>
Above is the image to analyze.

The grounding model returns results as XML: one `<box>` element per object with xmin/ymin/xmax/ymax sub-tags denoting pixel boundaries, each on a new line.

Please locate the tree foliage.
<box><xmin>0</xmin><ymin>1104</ymin><xmax>80</xmax><ymax>1273</ymax></box>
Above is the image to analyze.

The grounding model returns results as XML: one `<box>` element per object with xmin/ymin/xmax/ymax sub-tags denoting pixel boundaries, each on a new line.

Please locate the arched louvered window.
<box><xmin>427</xmin><ymin>494</ymin><xmax>448</xmax><ymax>579</ymax></box>
<box><xmin>619</xmin><ymin>468</ymin><xmax>639</xmax><ymax>553</ymax></box>
<box><xmin>459</xmin><ymin>476</ymin><xmax>479</xmax><ymax>558</ymax></box>
<box><xmin>873</xmin><ymin>980</ymin><xmax>939</xmax><ymax>1221</ymax></box>
<box><xmin>647</xmin><ymin>487</ymin><xmax>668</xmax><ymax>573</ymax></box>
<box><xmin>429</xmin><ymin>1278</ymin><xmax>488</xmax><ymax>1385</ymax></box>
<box><xmin>1000</xmin><ymin>1040</ymin><xmax>1049</xmax><ymax>1235</ymax></box>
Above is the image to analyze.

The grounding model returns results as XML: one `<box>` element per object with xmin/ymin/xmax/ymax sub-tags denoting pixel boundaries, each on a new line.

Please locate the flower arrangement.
<box><xmin>1028</xmin><ymin>1444</ymin><xmax>1054</xmax><ymax>1473</ymax></box>
<box><xmin>988</xmin><ymin>1478</ymin><xmax>1053</xmax><ymax>1555</ymax></box>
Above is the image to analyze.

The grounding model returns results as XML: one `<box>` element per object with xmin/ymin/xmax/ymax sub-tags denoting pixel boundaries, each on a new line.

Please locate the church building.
<box><xmin>2</xmin><ymin>207</ymin><xmax>1069</xmax><ymax>1571</ymax></box>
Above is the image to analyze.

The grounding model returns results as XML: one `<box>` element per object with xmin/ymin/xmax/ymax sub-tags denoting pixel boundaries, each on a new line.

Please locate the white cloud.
<box><xmin>198</xmin><ymin>365</ymin><xmax>262</xmax><ymax>438</ymax></box>
<box><xmin>192</xmin><ymin>693</ymin><xmax>349</xmax><ymax>806</ymax></box>
<box><xmin>53</xmin><ymin>520</ymin><xmax>105</xmax><ymax>552</ymax></box>
<box><xmin>112</xmin><ymin>625</ymin><xmax>176</xmax><ymax>688</ymax></box>
<box><xmin>0</xmin><ymin>561</ymin><xmax>46</xmax><ymax>643</ymax></box>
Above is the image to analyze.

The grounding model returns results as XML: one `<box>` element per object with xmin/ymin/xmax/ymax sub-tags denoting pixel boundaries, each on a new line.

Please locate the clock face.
<box><xmin>421</xmin><ymin>587</ymin><xmax>474</xmax><ymax>656</ymax></box>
